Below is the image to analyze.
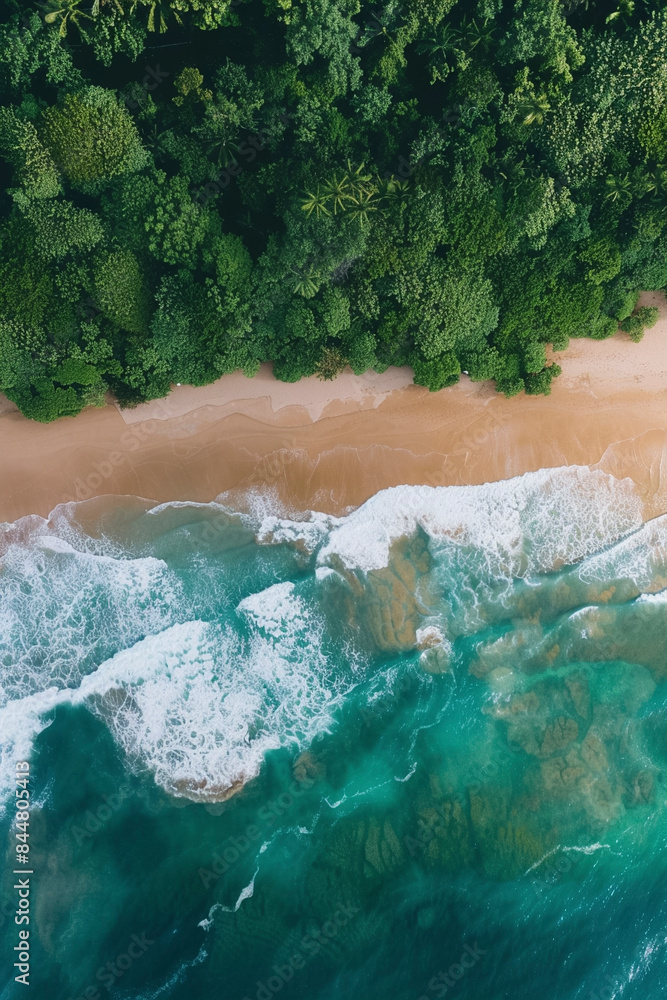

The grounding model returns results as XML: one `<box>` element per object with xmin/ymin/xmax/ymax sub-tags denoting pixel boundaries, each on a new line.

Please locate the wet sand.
<box><xmin>1</xmin><ymin>292</ymin><xmax>666</xmax><ymax>524</ymax></box>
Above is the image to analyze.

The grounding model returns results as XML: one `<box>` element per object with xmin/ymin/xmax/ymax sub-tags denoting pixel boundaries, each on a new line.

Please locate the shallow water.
<box><xmin>1</xmin><ymin>467</ymin><xmax>667</xmax><ymax>1000</ymax></box>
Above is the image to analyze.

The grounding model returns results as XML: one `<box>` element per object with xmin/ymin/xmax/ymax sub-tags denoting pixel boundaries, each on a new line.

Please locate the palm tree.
<box><xmin>206</xmin><ymin>137</ymin><xmax>243</xmax><ymax>168</ymax></box>
<box><xmin>637</xmin><ymin>162</ymin><xmax>667</xmax><ymax>197</ymax></box>
<box><xmin>380</xmin><ymin>177</ymin><xmax>411</xmax><ymax>211</ymax></box>
<box><xmin>519</xmin><ymin>93</ymin><xmax>551</xmax><ymax>126</ymax></box>
<box><xmin>363</xmin><ymin>5</ymin><xmax>403</xmax><ymax>50</ymax></box>
<box><xmin>238</xmin><ymin>209</ymin><xmax>265</xmax><ymax>236</ymax></box>
<box><xmin>129</xmin><ymin>0</ymin><xmax>183</xmax><ymax>33</ymax></box>
<box><xmin>606</xmin><ymin>0</ymin><xmax>635</xmax><ymax>26</ymax></box>
<box><xmin>346</xmin><ymin>189</ymin><xmax>380</xmax><ymax>228</ymax></box>
<box><xmin>42</xmin><ymin>0</ymin><xmax>94</xmax><ymax>37</ymax></box>
<box><xmin>322</xmin><ymin>172</ymin><xmax>355</xmax><ymax>215</ymax></box>
<box><xmin>142</xmin><ymin>125</ymin><xmax>167</xmax><ymax>155</ymax></box>
<box><xmin>346</xmin><ymin>160</ymin><xmax>374</xmax><ymax>200</ymax></box>
<box><xmin>456</xmin><ymin>16</ymin><xmax>495</xmax><ymax>52</ymax></box>
<box><xmin>498</xmin><ymin>157</ymin><xmax>528</xmax><ymax>190</ymax></box>
<box><xmin>631</xmin><ymin>166</ymin><xmax>657</xmax><ymax>198</ymax></box>
<box><xmin>301</xmin><ymin>188</ymin><xmax>332</xmax><ymax>220</ymax></box>
<box><xmin>94</xmin><ymin>0</ymin><xmax>125</xmax><ymax>14</ymax></box>
<box><xmin>417</xmin><ymin>21</ymin><xmax>458</xmax><ymax>60</ymax></box>
<box><xmin>416</xmin><ymin>23</ymin><xmax>460</xmax><ymax>83</ymax></box>
<box><xmin>288</xmin><ymin>265</ymin><xmax>321</xmax><ymax>298</ymax></box>
<box><xmin>302</xmin><ymin>163</ymin><xmax>380</xmax><ymax>223</ymax></box>
<box><xmin>604</xmin><ymin>173</ymin><xmax>633</xmax><ymax>206</ymax></box>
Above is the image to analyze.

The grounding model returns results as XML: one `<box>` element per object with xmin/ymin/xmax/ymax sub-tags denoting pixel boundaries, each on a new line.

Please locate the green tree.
<box><xmin>93</xmin><ymin>249</ymin><xmax>152</xmax><ymax>334</ymax></box>
<box><xmin>285</xmin><ymin>0</ymin><xmax>362</xmax><ymax>97</ymax></box>
<box><xmin>41</xmin><ymin>88</ymin><xmax>148</xmax><ymax>191</ymax></box>
<box><xmin>143</xmin><ymin>173</ymin><xmax>213</xmax><ymax>267</ymax></box>
<box><xmin>498</xmin><ymin>0</ymin><xmax>584</xmax><ymax>82</ymax></box>
<box><xmin>168</xmin><ymin>0</ymin><xmax>245</xmax><ymax>30</ymax></box>
<box><xmin>18</xmin><ymin>197</ymin><xmax>105</xmax><ymax>261</ymax></box>
<box><xmin>524</xmin><ymin>363</ymin><xmax>561</xmax><ymax>395</ymax></box>
<box><xmin>0</xmin><ymin>107</ymin><xmax>61</xmax><ymax>198</ymax></box>
<box><xmin>412</xmin><ymin>353</ymin><xmax>461</xmax><ymax>391</ymax></box>
<box><xmin>412</xmin><ymin>261</ymin><xmax>499</xmax><ymax>365</ymax></box>
<box><xmin>0</xmin><ymin>12</ymin><xmax>84</xmax><ymax>94</ymax></box>
<box><xmin>315</xmin><ymin>345</ymin><xmax>348</xmax><ymax>380</ymax></box>
<box><xmin>0</xmin><ymin>0</ymin><xmax>660</xmax><ymax>420</ymax></box>
<box><xmin>0</xmin><ymin>221</ymin><xmax>53</xmax><ymax>327</ymax></box>
<box><xmin>620</xmin><ymin>304</ymin><xmax>659</xmax><ymax>341</ymax></box>
<box><xmin>578</xmin><ymin>236</ymin><xmax>622</xmax><ymax>285</ymax></box>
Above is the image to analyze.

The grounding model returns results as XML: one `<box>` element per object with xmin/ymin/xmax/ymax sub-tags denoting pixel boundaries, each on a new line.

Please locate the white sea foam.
<box><xmin>238</xmin><ymin>581</ymin><xmax>301</xmax><ymax>638</ymax></box>
<box><xmin>255</xmin><ymin>509</ymin><xmax>338</xmax><ymax>553</ymax></box>
<box><xmin>199</xmin><ymin>868</ymin><xmax>259</xmax><ymax>928</ymax></box>
<box><xmin>63</xmin><ymin>580</ymin><xmax>349</xmax><ymax>799</ymax></box>
<box><xmin>563</xmin><ymin>843</ymin><xmax>610</xmax><ymax>855</ymax></box>
<box><xmin>1</xmin><ymin>598</ymin><xmax>347</xmax><ymax>806</ymax></box>
<box><xmin>524</xmin><ymin>842</ymin><xmax>610</xmax><ymax>877</ymax></box>
<box><xmin>312</xmin><ymin>468</ymin><xmax>643</xmax><ymax>576</ymax></box>
<box><xmin>0</xmin><ymin>539</ymin><xmax>181</xmax><ymax>700</ymax></box>
<box><xmin>0</xmin><ymin>523</ymin><xmax>184</xmax><ymax>807</ymax></box>
<box><xmin>246</xmin><ymin>468</ymin><xmax>644</xmax><ymax>643</ymax></box>
<box><xmin>32</xmin><ymin>535</ymin><xmax>78</xmax><ymax>554</ymax></box>
<box><xmin>0</xmin><ymin>688</ymin><xmax>63</xmax><ymax>809</ymax></box>
<box><xmin>0</xmin><ymin>465</ymin><xmax>653</xmax><ymax>809</ymax></box>
<box><xmin>578</xmin><ymin>513</ymin><xmax>667</xmax><ymax>592</ymax></box>
<box><xmin>0</xmin><ymin>511</ymin><xmax>355</xmax><ymax>805</ymax></box>
<box><xmin>636</xmin><ymin>590</ymin><xmax>667</xmax><ymax>604</ymax></box>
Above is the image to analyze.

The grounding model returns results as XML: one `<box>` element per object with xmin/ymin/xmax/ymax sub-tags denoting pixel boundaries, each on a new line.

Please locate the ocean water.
<box><xmin>1</xmin><ymin>466</ymin><xmax>667</xmax><ymax>1000</ymax></box>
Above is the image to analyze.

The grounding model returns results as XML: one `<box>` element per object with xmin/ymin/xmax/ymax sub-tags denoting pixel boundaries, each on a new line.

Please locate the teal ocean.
<box><xmin>1</xmin><ymin>467</ymin><xmax>667</xmax><ymax>1000</ymax></box>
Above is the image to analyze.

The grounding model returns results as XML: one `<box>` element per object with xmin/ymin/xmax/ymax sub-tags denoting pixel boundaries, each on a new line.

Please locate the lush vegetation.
<box><xmin>0</xmin><ymin>0</ymin><xmax>664</xmax><ymax>420</ymax></box>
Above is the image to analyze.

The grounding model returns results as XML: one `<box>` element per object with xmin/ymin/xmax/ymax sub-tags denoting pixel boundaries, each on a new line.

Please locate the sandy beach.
<box><xmin>1</xmin><ymin>291</ymin><xmax>666</xmax><ymax>524</ymax></box>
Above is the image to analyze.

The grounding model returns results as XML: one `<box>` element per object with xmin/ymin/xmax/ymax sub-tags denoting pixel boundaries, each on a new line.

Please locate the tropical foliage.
<box><xmin>0</xmin><ymin>0</ymin><xmax>664</xmax><ymax>419</ymax></box>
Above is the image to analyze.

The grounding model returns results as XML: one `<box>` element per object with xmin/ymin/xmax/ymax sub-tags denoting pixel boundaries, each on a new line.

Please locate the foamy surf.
<box><xmin>3</xmin><ymin>465</ymin><xmax>667</xmax><ymax>1000</ymax></box>
<box><xmin>77</xmin><ymin>598</ymin><xmax>350</xmax><ymax>800</ymax></box>
<box><xmin>0</xmin><ymin>465</ymin><xmax>658</xmax><ymax>810</ymax></box>
<box><xmin>315</xmin><ymin>467</ymin><xmax>643</xmax><ymax>573</ymax></box>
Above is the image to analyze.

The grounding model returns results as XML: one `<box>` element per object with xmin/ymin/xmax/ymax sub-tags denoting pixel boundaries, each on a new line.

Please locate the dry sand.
<box><xmin>1</xmin><ymin>291</ymin><xmax>666</xmax><ymax>524</ymax></box>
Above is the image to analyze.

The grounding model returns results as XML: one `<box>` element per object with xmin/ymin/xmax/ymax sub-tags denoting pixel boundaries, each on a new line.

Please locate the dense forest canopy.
<box><xmin>0</xmin><ymin>0</ymin><xmax>664</xmax><ymax>420</ymax></box>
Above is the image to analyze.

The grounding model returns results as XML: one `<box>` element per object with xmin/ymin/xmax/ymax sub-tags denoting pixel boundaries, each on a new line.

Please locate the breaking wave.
<box><xmin>1</xmin><ymin>465</ymin><xmax>663</xmax><ymax>810</ymax></box>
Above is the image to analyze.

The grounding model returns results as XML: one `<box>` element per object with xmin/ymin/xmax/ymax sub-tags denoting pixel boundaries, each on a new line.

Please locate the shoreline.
<box><xmin>1</xmin><ymin>291</ymin><xmax>666</xmax><ymax>525</ymax></box>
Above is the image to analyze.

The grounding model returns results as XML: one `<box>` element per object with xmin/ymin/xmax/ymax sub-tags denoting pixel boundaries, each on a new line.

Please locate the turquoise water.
<box><xmin>1</xmin><ymin>467</ymin><xmax>667</xmax><ymax>1000</ymax></box>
